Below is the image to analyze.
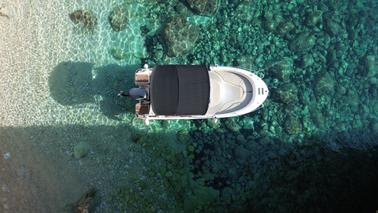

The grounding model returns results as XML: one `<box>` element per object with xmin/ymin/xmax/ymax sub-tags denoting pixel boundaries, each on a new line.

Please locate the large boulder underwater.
<box><xmin>163</xmin><ymin>16</ymin><xmax>200</xmax><ymax>57</ymax></box>
<box><xmin>69</xmin><ymin>9</ymin><xmax>97</xmax><ymax>30</ymax></box>
<box><xmin>74</xmin><ymin>142</ymin><xmax>90</xmax><ymax>159</ymax></box>
<box><xmin>108</xmin><ymin>6</ymin><xmax>129</xmax><ymax>32</ymax></box>
<box><xmin>185</xmin><ymin>0</ymin><xmax>220</xmax><ymax>16</ymax></box>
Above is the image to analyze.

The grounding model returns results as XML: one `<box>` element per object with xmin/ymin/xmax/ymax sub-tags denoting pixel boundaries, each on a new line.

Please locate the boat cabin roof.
<box><xmin>150</xmin><ymin>65</ymin><xmax>210</xmax><ymax>116</ymax></box>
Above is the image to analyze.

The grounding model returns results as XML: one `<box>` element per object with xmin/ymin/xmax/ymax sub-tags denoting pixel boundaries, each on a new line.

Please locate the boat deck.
<box><xmin>207</xmin><ymin>69</ymin><xmax>253</xmax><ymax>115</ymax></box>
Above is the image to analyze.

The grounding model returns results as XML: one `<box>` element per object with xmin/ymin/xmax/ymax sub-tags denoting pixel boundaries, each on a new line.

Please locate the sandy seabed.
<box><xmin>0</xmin><ymin>1</ymin><xmax>89</xmax><ymax>211</ymax></box>
<box><xmin>0</xmin><ymin>0</ymin><xmax>141</xmax><ymax>212</ymax></box>
<box><xmin>0</xmin><ymin>0</ymin><xmax>145</xmax><ymax>127</ymax></box>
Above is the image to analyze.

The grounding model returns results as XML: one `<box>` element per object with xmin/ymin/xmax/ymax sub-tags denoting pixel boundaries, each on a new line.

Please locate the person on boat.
<box><xmin>118</xmin><ymin>88</ymin><xmax>146</xmax><ymax>100</ymax></box>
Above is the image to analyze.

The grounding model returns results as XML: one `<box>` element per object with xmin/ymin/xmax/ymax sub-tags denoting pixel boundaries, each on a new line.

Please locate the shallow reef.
<box><xmin>66</xmin><ymin>0</ymin><xmax>377</xmax><ymax>212</ymax></box>
<box><xmin>110</xmin><ymin>129</ymin><xmax>378</xmax><ymax>212</ymax></box>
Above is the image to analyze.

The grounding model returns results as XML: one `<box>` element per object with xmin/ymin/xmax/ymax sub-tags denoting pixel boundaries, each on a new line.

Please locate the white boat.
<box><xmin>132</xmin><ymin>64</ymin><xmax>269</xmax><ymax>124</ymax></box>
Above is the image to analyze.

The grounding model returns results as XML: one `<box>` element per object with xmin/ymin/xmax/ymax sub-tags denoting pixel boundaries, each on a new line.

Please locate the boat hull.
<box><xmin>135</xmin><ymin>65</ymin><xmax>269</xmax><ymax>122</ymax></box>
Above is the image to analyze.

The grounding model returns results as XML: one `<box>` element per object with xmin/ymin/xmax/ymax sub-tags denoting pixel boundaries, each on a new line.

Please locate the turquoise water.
<box><xmin>0</xmin><ymin>0</ymin><xmax>377</xmax><ymax>212</ymax></box>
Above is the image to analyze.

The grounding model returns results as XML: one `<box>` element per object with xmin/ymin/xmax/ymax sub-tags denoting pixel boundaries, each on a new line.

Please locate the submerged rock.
<box><xmin>275</xmin><ymin>83</ymin><xmax>298</xmax><ymax>105</ymax></box>
<box><xmin>110</xmin><ymin>48</ymin><xmax>128</xmax><ymax>60</ymax></box>
<box><xmin>234</xmin><ymin>146</ymin><xmax>249</xmax><ymax>164</ymax></box>
<box><xmin>235</xmin><ymin>2</ymin><xmax>262</xmax><ymax>23</ymax></box>
<box><xmin>240</xmin><ymin>117</ymin><xmax>255</xmax><ymax>129</ymax></box>
<box><xmin>325</xmin><ymin>18</ymin><xmax>343</xmax><ymax>35</ymax></box>
<box><xmin>184</xmin><ymin>184</ymin><xmax>219</xmax><ymax>212</ymax></box>
<box><xmin>311</xmin><ymin>109</ymin><xmax>326</xmax><ymax>128</ymax></box>
<box><xmin>73</xmin><ymin>188</ymin><xmax>97</xmax><ymax>213</ymax></box>
<box><xmin>345</xmin><ymin>90</ymin><xmax>360</xmax><ymax>110</ymax></box>
<box><xmin>289</xmin><ymin>33</ymin><xmax>316</xmax><ymax>54</ymax></box>
<box><xmin>300</xmin><ymin>54</ymin><xmax>315</xmax><ymax>68</ymax></box>
<box><xmin>225</xmin><ymin>118</ymin><xmax>241</xmax><ymax>132</ymax></box>
<box><xmin>186</xmin><ymin>15</ymin><xmax>214</xmax><ymax>26</ymax></box>
<box><xmin>373</xmin><ymin>101</ymin><xmax>378</xmax><ymax>117</ymax></box>
<box><xmin>270</xmin><ymin>58</ymin><xmax>294</xmax><ymax>81</ymax></box>
<box><xmin>185</xmin><ymin>0</ymin><xmax>219</xmax><ymax>16</ymax></box>
<box><xmin>284</xmin><ymin>115</ymin><xmax>303</xmax><ymax>135</ymax></box>
<box><xmin>3</xmin><ymin>152</ymin><xmax>11</xmax><ymax>160</ymax></box>
<box><xmin>306</xmin><ymin>10</ymin><xmax>323</xmax><ymax>26</ymax></box>
<box><xmin>163</xmin><ymin>16</ymin><xmax>200</xmax><ymax>57</ymax></box>
<box><xmin>263</xmin><ymin>16</ymin><xmax>282</xmax><ymax>33</ymax></box>
<box><xmin>316</xmin><ymin>72</ymin><xmax>335</xmax><ymax>95</ymax></box>
<box><xmin>373</xmin><ymin>121</ymin><xmax>378</xmax><ymax>133</ymax></box>
<box><xmin>366</xmin><ymin>55</ymin><xmax>377</xmax><ymax>77</ymax></box>
<box><xmin>74</xmin><ymin>142</ymin><xmax>90</xmax><ymax>159</ymax></box>
<box><xmin>278</xmin><ymin>21</ymin><xmax>295</xmax><ymax>35</ymax></box>
<box><xmin>69</xmin><ymin>10</ymin><xmax>97</xmax><ymax>30</ymax></box>
<box><xmin>174</xmin><ymin>1</ymin><xmax>193</xmax><ymax>17</ymax></box>
<box><xmin>109</xmin><ymin>6</ymin><xmax>129</xmax><ymax>32</ymax></box>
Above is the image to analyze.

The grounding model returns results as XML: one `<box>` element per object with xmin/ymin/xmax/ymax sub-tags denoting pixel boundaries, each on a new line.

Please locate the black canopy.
<box><xmin>150</xmin><ymin>65</ymin><xmax>210</xmax><ymax>115</ymax></box>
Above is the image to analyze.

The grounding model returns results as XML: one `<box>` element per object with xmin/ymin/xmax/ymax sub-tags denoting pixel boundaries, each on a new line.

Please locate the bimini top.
<box><xmin>150</xmin><ymin>65</ymin><xmax>210</xmax><ymax>115</ymax></box>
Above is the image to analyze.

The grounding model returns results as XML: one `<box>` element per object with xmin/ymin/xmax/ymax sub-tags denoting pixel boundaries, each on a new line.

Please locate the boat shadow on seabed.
<box><xmin>0</xmin><ymin>124</ymin><xmax>377</xmax><ymax>212</ymax></box>
<box><xmin>48</xmin><ymin>61</ymin><xmax>140</xmax><ymax>119</ymax></box>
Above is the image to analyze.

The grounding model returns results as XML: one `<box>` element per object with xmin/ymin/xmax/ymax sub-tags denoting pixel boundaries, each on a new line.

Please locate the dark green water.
<box><xmin>1</xmin><ymin>0</ymin><xmax>378</xmax><ymax>212</ymax></box>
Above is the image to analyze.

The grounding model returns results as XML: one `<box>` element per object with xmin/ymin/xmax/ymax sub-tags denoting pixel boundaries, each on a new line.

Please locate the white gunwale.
<box><xmin>134</xmin><ymin>65</ymin><xmax>269</xmax><ymax>122</ymax></box>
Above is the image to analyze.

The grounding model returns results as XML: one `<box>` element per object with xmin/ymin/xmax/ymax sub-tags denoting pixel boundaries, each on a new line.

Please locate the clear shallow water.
<box><xmin>0</xmin><ymin>0</ymin><xmax>377</xmax><ymax>212</ymax></box>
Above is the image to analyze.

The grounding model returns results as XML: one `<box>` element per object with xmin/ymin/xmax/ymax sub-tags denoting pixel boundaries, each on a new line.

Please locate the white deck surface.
<box><xmin>207</xmin><ymin>69</ymin><xmax>252</xmax><ymax>115</ymax></box>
